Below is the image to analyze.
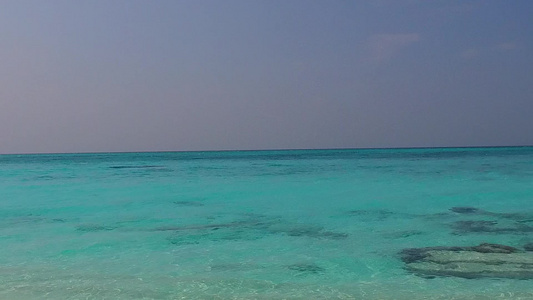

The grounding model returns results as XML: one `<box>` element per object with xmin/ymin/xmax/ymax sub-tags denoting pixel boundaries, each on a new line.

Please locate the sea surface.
<box><xmin>0</xmin><ymin>147</ymin><xmax>532</xmax><ymax>299</ymax></box>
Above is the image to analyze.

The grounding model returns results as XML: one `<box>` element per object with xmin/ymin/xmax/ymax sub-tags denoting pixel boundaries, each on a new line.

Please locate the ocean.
<box><xmin>0</xmin><ymin>147</ymin><xmax>532</xmax><ymax>299</ymax></box>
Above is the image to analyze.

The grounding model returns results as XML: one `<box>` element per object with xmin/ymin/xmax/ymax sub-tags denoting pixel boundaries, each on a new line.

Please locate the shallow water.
<box><xmin>1</xmin><ymin>147</ymin><xmax>532</xmax><ymax>299</ymax></box>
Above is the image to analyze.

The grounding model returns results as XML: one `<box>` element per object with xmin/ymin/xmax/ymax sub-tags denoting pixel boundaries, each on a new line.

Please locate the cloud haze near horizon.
<box><xmin>1</xmin><ymin>0</ymin><xmax>532</xmax><ymax>153</ymax></box>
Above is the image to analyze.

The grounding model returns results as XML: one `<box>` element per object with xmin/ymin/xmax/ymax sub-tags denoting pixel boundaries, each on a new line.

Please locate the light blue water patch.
<box><xmin>0</xmin><ymin>147</ymin><xmax>532</xmax><ymax>299</ymax></box>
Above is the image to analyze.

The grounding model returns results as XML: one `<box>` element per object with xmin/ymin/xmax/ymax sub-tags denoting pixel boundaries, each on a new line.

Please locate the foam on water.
<box><xmin>1</xmin><ymin>148</ymin><xmax>532</xmax><ymax>299</ymax></box>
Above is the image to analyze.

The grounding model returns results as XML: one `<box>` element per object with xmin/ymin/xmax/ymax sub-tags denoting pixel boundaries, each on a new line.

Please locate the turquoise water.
<box><xmin>1</xmin><ymin>147</ymin><xmax>532</xmax><ymax>299</ymax></box>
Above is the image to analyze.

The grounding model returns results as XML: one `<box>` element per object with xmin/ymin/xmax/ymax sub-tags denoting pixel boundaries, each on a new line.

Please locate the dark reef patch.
<box><xmin>488</xmin><ymin>211</ymin><xmax>533</xmax><ymax>222</ymax></box>
<box><xmin>451</xmin><ymin>220</ymin><xmax>533</xmax><ymax>234</ymax></box>
<box><xmin>173</xmin><ymin>201</ymin><xmax>205</xmax><ymax>207</ymax></box>
<box><xmin>451</xmin><ymin>220</ymin><xmax>498</xmax><ymax>233</ymax></box>
<box><xmin>208</xmin><ymin>263</ymin><xmax>262</xmax><ymax>272</ymax></box>
<box><xmin>448</xmin><ymin>206</ymin><xmax>533</xmax><ymax>223</ymax></box>
<box><xmin>316</xmin><ymin>231</ymin><xmax>349</xmax><ymax>240</ymax></box>
<box><xmin>400</xmin><ymin>246</ymin><xmax>467</xmax><ymax>264</ymax></box>
<box><xmin>167</xmin><ymin>228</ymin><xmax>262</xmax><ymax>245</ymax></box>
<box><xmin>159</xmin><ymin>216</ymin><xmax>348</xmax><ymax>245</ymax></box>
<box><xmin>348</xmin><ymin>209</ymin><xmax>395</xmax><ymax>221</ymax></box>
<box><xmin>382</xmin><ymin>230</ymin><xmax>425</xmax><ymax>239</ymax></box>
<box><xmin>76</xmin><ymin>224</ymin><xmax>117</xmax><ymax>232</ymax></box>
<box><xmin>450</xmin><ymin>207</ymin><xmax>481</xmax><ymax>214</ymax></box>
<box><xmin>109</xmin><ymin>165</ymin><xmax>164</xmax><ymax>169</ymax></box>
<box><xmin>470</xmin><ymin>243</ymin><xmax>519</xmax><ymax>254</ymax></box>
<box><xmin>155</xmin><ymin>221</ymin><xmax>250</xmax><ymax>232</ymax></box>
<box><xmin>266</xmin><ymin>223</ymin><xmax>348</xmax><ymax>240</ymax></box>
<box><xmin>400</xmin><ymin>243</ymin><xmax>533</xmax><ymax>279</ymax></box>
<box><xmin>287</xmin><ymin>263</ymin><xmax>325</xmax><ymax>274</ymax></box>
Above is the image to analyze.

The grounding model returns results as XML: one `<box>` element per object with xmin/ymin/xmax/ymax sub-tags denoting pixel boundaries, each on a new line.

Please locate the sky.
<box><xmin>1</xmin><ymin>0</ymin><xmax>532</xmax><ymax>154</ymax></box>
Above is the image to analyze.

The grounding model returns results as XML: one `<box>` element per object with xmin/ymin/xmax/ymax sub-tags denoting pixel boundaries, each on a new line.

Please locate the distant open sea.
<box><xmin>1</xmin><ymin>147</ymin><xmax>532</xmax><ymax>299</ymax></box>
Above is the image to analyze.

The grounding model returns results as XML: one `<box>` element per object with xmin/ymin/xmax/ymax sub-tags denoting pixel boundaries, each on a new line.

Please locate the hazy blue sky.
<box><xmin>1</xmin><ymin>0</ymin><xmax>532</xmax><ymax>153</ymax></box>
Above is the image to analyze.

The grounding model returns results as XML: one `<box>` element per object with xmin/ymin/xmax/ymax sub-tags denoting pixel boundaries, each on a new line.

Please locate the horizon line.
<box><xmin>1</xmin><ymin>144</ymin><xmax>532</xmax><ymax>156</ymax></box>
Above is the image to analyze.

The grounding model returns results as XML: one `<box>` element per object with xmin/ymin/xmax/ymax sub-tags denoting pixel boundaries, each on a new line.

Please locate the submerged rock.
<box><xmin>76</xmin><ymin>224</ymin><xmax>117</xmax><ymax>232</ymax></box>
<box><xmin>449</xmin><ymin>206</ymin><xmax>533</xmax><ymax>222</ymax></box>
<box><xmin>209</xmin><ymin>263</ymin><xmax>263</xmax><ymax>272</ymax></box>
<box><xmin>401</xmin><ymin>243</ymin><xmax>533</xmax><ymax>279</ymax></box>
<box><xmin>471</xmin><ymin>243</ymin><xmax>518</xmax><ymax>254</ymax></box>
<box><xmin>173</xmin><ymin>201</ymin><xmax>205</xmax><ymax>207</ymax></box>
<box><xmin>451</xmin><ymin>220</ymin><xmax>498</xmax><ymax>233</ymax></box>
<box><xmin>451</xmin><ymin>220</ymin><xmax>533</xmax><ymax>234</ymax></box>
<box><xmin>109</xmin><ymin>165</ymin><xmax>164</xmax><ymax>169</ymax></box>
<box><xmin>317</xmin><ymin>231</ymin><xmax>349</xmax><ymax>240</ymax></box>
<box><xmin>167</xmin><ymin>228</ymin><xmax>262</xmax><ymax>245</ymax></box>
<box><xmin>486</xmin><ymin>211</ymin><xmax>533</xmax><ymax>222</ymax></box>
<box><xmin>348</xmin><ymin>209</ymin><xmax>394</xmax><ymax>221</ymax></box>
<box><xmin>287</xmin><ymin>263</ymin><xmax>325</xmax><ymax>274</ymax></box>
<box><xmin>524</xmin><ymin>243</ymin><xmax>533</xmax><ymax>252</ymax></box>
<box><xmin>450</xmin><ymin>207</ymin><xmax>481</xmax><ymax>214</ymax></box>
<box><xmin>159</xmin><ymin>215</ymin><xmax>348</xmax><ymax>245</ymax></box>
<box><xmin>155</xmin><ymin>220</ymin><xmax>253</xmax><ymax>232</ymax></box>
<box><xmin>382</xmin><ymin>230</ymin><xmax>425</xmax><ymax>239</ymax></box>
<box><xmin>266</xmin><ymin>223</ymin><xmax>348</xmax><ymax>240</ymax></box>
<box><xmin>401</xmin><ymin>246</ymin><xmax>467</xmax><ymax>264</ymax></box>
